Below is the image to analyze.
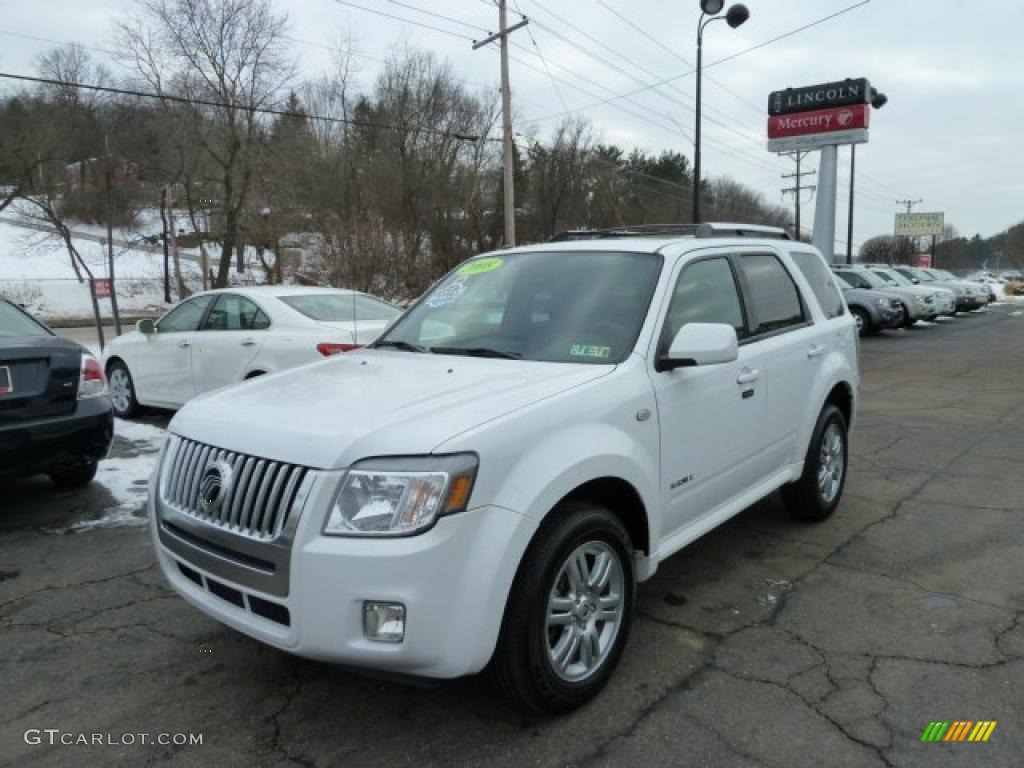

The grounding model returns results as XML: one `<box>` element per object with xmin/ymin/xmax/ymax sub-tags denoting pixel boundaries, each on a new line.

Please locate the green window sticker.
<box><xmin>458</xmin><ymin>257</ymin><xmax>504</xmax><ymax>276</ymax></box>
<box><xmin>569</xmin><ymin>344</ymin><xmax>612</xmax><ymax>359</ymax></box>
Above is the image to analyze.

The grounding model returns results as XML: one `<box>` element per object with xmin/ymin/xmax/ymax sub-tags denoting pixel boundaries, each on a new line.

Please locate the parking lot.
<box><xmin>2</xmin><ymin>303</ymin><xmax>1022</xmax><ymax>768</ymax></box>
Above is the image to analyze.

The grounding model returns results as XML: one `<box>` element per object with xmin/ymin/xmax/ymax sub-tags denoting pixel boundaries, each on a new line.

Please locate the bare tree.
<box><xmin>117</xmin><ymin>0</ymin><xmax>294</xmax><ymax>287</ymax></box>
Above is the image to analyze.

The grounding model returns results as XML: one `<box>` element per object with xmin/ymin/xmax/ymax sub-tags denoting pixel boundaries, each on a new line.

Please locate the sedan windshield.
<box><xmin>0</xmin><ymin>300</ymin><xmax>51</xmax><ymax>337</ymax></box>
<box><xmin>375</xmin><ymin>251</ymin><xmax>662</xmax><ymax>364</ymax></box>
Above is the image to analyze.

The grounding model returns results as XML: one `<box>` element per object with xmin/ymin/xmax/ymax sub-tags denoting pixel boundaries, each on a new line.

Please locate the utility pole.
<box><xmin>103</xmin><ymin>133</ymin><xmax>123</xmax><ymax>336</ymax></box>
<box><xmin>846</xmin><ymin>145</ymin><xmax>855</xmax><ymax>264</ymax></box>
<box><xmin>781</xmin><ymin>151</ymin><xmax>815</xmax><ymax>240</ymax></box>
<box><xmin>473</xmin><ymin>2</ymin><xmax>528</xmax><ymax>247</ymax></box>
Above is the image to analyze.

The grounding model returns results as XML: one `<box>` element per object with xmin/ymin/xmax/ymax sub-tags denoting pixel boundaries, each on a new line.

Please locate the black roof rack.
<box><xmin>548</xmin><ymin>222</ymin><xmax>791</xmax><ymax>242</ymax></box>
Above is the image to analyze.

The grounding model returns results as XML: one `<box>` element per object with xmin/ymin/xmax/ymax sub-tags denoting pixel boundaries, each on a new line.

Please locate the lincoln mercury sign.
<box><xmin>895</xmin><ymin>212</ymin><xmax>945</xmax><ymax>237</ymax></box>
<box><xmin>767</xmin><ymin>78</ymin><xmax>872</xmax><ymax>153</ymax></box>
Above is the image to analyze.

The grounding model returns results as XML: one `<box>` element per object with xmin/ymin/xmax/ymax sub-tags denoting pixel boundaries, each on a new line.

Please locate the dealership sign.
<box><xmin>769</xmin><ymin>78</ymin><xmax>870</xmax><ymax>116</ymax></box>
<box><xmin>767</xmin><ymin>78</ymin><xmax>872</xmax><ymax>153</ymax></box>
<box><xmin>895</xmin><ymin>212</ymin><xmax>944</xmax><ymax>237</ymax></box>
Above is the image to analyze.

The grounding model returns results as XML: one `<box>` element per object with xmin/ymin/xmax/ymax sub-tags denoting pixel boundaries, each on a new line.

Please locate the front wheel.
<box><xmin>107</xmin><ymin>361</ymin><xmax>139</xmax><ymax>418</ymax></box>
<box><xmin>783</xmin><ymin>404</ymin><xmax>848</xmax><ymax>522</ymax></box>
<box><xmin>490</xmin><ymin>502</ymin><xmax>635</xmax><ymax>714</ymax></box>
<box><xmin>850</xmin><ymin>307</ymin><xmax>874</xmax><ymax>337</ymax></box>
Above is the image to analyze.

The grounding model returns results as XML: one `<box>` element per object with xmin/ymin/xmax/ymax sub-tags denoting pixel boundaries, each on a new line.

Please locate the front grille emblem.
<box><xmin>199</xmin><ymin>459</ymin><xmax>234</xmax><ymax>515</ymax></box>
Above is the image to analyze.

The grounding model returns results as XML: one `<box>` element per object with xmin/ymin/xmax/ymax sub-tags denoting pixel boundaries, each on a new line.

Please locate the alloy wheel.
<box><xmin>109</xmin><ymin>369</ymin><xmax>132</xmax><ymax>414</ymax></box>
<box><xmin>817</xmin><ymin>422</ymin><xmax>844</xmax><ymax>503</ymax></box>
<box><xmin>545</xmin><ymin>541</ymin><xmax>625</xmax><ymax>683</ymax></box>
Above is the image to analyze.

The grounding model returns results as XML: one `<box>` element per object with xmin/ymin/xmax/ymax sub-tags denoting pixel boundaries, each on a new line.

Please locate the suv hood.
<box><xmin>169</xmin><ymin>350</ymin><xmax>613</xmax><ymax>469</ymax></box>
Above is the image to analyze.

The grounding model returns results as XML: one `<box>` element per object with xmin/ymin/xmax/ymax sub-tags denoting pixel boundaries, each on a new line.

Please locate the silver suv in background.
<box><xmin>892</xmin><ymin>267</ymin><xmax>983</xmax><ymax>311</ymax></box>
<box><xmin>832</xmin><ymin>266</ymin><xmax>939</xmax><ymax>326</ymax></box>
<box><xmin>833</xmin><ymin>274</ymin><xmax>905</xmax><ymax>336</ymax></box>
<box><xmin>869</xmin><ymin>267</ymin><xmax>956</xmax><ymax>317</ymax></box>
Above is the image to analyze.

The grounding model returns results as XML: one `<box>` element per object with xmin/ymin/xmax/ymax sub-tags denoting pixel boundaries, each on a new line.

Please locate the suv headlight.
<box><xmin>323</xmin><ymin>454</ymin><xmax>478</xmax><ymax>537</ymax></box>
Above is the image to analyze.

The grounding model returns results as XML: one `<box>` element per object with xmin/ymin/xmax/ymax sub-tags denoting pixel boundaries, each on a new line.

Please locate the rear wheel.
<box><xmin>49</xmin><ymin>459</ymin><xmax>99</xmax><ymax>489</ymax></box>
<box><xmin>107</xmin><ymin>361</ymin><xmax>139</xmax><ymax>418</ymax></box>
<box><xmin>490</xmin><ymin>502</ymin><xmax>635</xmax><ymax>714</ymax></box>
<box><xmin>783</xmin><ymin>404</ymin><xmax>848</xmax><ymax>522</ymax></box>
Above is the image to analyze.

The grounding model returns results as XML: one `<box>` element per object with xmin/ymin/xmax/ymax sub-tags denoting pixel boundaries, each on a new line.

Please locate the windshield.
<box><xmin>877</xmin><ymin>269</ymin><xmax>914</xmax><ymax>287</ymax></box>
<box><xmin>0</xmin><ymin>300</ymin><xmax>52</xmax><ymax>337</ymax></box>
<box><xmin>833</xmin><ymin>274</ymin><xmax>854</xmax><ymax>290</ymax></box>
<box><xmin>934</xmin><ymin>269</ymin><xmax>957</xmax><ymax>280</ymax></box>
<box><xmin>279</xmin><ymin>293</ymin><xmax>400</xmax><ymax>323</ymax></box>
<box><xmin>375</xmin><ymin>250</ymin><xmax>662</xmax><ymax>364</ymax></box>
<box><xmin>834</xmin><ymin>270</ymin><xmax>877</xmax><ymax>290</ymax></box>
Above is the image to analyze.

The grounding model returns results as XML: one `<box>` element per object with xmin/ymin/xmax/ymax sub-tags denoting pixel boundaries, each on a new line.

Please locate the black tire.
<box><xmin>107</xmin><ymin>360</ymin><xmax>140</xmax><ymax>418</ymax></box>
<box><xmin>850</xmin><ymin>307</ymin><xmax>875</xmax><ymax>337</ymax></box>
<box><xmin>49</xmin><ymin>459</ymin><xmax>99</xmax><ymax>489</ymax></box>
<box><xmin>900</xmin><ymin>304</ymin><xmax>915</xmax><ymax>328</ymax></box>
<box><xmin>489</xmin><ymin>501</ymin><xmax>635</xmax><ymax>714</ymax></box>
<box><xmin>783</xmin><ymin>404</ymin><xmax>848</xmax><ymax>522</ymax></box>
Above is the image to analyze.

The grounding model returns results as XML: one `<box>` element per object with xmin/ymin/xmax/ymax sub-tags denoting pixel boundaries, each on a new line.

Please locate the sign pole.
<box><xmin>813</xmin><ymin>144</ymin><xmax>838</xmax><ymax>261</ymax></box>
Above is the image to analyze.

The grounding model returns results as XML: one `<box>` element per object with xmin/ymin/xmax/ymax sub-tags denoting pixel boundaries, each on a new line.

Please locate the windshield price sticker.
<box><xmin>426</xmin><ymin>277</ymin><xmax>468</xmax><ymax>308</ymax></box>
<box><xmin>458</xmin><ymin>257</ymin><xmax>504</xmax><ymax>276</ymax></box>
<box><xmin>569</xmin><ymin>344</ymin><xmax>612</xmax><ymax>359</ymax></box>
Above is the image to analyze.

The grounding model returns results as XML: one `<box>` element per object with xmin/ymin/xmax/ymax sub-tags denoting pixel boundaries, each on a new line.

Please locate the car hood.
<box><xmin>169</xmin><ymin>350</ymin><xmax>613</xmax><ymax>469</ymax></box>
<box><xmin>843</xmin><ymin>288</ymin><xmax>894</xmax><ymax>305</ymax></box>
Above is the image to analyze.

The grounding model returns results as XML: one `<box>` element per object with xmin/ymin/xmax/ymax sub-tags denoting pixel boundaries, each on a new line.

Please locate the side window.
<box><xmin>157</xmin><ymin>295</ymin><xmax>214</xmax><ymax>333</ymax></box>
<box><xmin>790</xmin><ymin>251</ymin><xmax>844</xmax><ymax>319</ymax></box>
<box><xmin>738</xmin><ymin>254</ymin><xmax>805</xmax><ymax>336</ymax></box>
<box><xmin>203</xmin><ymin>295</ymin><xmax>269</xmax><ymax>331</ymax></box>
<box><xmin>661</xmin><ymin>257</ymin><xmax>746</xmax><ymax>353</ymax></box>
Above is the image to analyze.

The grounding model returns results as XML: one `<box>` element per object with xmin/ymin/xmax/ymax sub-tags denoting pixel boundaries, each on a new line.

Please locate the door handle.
<box><xmin>178</xmin><ymin>340</ymin><xmax>191</xmax><ymax>348</ymax></box>
<box><xmin>240</xmin><ymin>339</ymin><xmax>257</xmax><ymax>347</ymax></box>
<box><xmin>736</xmin><ymin>368</ymin><xmax>760</xmax><ymax>385</ymax></box>
<box><xmin>807</xmin><ymin>344</ymin><xmax>826</xmax><ymax>358</ymax></box>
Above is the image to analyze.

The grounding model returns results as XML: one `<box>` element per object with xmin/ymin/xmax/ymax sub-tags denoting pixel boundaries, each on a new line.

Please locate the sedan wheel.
<box><xmin>107</xmin><ymin>363</ymin><xmax>139</xmax><ymax>418</ymax></box>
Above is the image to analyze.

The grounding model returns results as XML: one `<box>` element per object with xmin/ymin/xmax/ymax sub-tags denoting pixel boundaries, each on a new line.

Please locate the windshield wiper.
<box><xmin>373</xmin><ymin>339</ymin><xmax>426</xmax><ymax>353</ymax></box>
<box><xmin>430</xmin><ymin>346</ymin><xmax>521</xmax><ymax>359</ymax></box>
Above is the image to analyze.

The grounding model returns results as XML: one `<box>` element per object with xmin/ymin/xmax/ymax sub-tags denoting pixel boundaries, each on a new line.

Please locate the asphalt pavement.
<box><xmin>2</xmin><ymin>304</ymin><xmax>1022</xmax><ymax>767</ymax></box>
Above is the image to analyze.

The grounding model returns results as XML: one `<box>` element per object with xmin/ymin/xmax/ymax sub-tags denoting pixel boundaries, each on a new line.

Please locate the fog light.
<box><xmin>363</xmin><ymin>601</ymin><xmax>405</xmax><ymax>643</ymax></box>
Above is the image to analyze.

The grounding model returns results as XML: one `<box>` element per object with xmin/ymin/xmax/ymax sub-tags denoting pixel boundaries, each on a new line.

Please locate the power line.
<box><xmin>330</xmin><ymin>0</ymin><xmax>474</xmax><ymax>42</ymax></box>
<box><xmin>524</xmin><ymin>1</ymin><xmax>871</xmax><ymax>124</ymax></box>
<box><xmin>0</xmin><ymin>71</ymin><xmax>498</xmax><ymax>142</ymax></box>
<box><xmin>384</xmin><ymin>0</ymin><xmax>490</xmax><ymax>34</ymax></box>
<box><xmin>592</xmin><ymin>0</ymin><xmax>763</xmax><ymax>116</ymax></box>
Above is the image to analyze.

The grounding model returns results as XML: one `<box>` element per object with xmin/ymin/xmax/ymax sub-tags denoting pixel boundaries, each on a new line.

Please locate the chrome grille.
<box><xmin>161</xmin><ymin>436</ymin><xmax>308</xmax><ymax>540</ymax></box>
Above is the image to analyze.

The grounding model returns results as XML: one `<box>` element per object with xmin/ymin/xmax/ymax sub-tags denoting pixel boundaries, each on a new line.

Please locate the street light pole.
<box><xmin>692</xmin><ymin>2</ymin><xmax>749</xmax><ymax>224</ymax></box>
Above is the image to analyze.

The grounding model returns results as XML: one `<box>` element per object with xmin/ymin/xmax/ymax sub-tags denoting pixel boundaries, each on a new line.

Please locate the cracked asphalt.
<box><xmin>2</xmin><ymin>303</ymin><xmax>1023</xmax><ymax>768</ymax></box>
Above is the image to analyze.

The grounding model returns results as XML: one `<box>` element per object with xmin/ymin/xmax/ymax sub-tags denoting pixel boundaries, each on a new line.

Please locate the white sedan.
<box><xmin>101</xmin><ymin>286</ymin><xmax>400</xmax><ymax>417</ymax></box>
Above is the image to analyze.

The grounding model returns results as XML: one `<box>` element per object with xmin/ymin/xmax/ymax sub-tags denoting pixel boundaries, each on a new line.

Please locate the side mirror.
<box><xmin>658</xmin><ymin>323</ymin><xmax>738</xmax><ymax>372</ymax></box>
<box><xmin>137</xmin><ymin>318</ymin><xmax>155</xmax><ymax>335</ymax></box>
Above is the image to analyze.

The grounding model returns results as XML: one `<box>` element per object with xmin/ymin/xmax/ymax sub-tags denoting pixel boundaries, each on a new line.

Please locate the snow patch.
<box><xmin>55</xmin><ymin>418</ymin><xmax>166</xmax><ymax>533</ymax></box>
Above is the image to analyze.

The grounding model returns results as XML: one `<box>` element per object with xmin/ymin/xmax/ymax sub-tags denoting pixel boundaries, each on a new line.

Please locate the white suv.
<box><xmin>149</xmin><ymin>223</ymin><xmax>858</xmax><ymax>713</ymax></box>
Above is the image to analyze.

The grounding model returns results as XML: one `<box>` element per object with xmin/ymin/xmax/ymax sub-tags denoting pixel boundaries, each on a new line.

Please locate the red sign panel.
<box><xmin>767</xmin><ymin>104</ymin><xmax>870</xmax><ymax>140</ymax></box>
<box><xmin>916</xmin><ymin>255</ymin><xmax>933</xmax><ymax>268</ymax></box>
<box><xmin>91</xmin><ymin>278</ymin><xmax>112</xmax><ymax>298</ymax></box>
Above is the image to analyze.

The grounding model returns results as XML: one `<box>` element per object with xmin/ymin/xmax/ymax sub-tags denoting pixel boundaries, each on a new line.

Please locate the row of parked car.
<box><xmin>831</xmin><ymin>264</ymin><xmax>996</xmax><ymax>336</ymax></box>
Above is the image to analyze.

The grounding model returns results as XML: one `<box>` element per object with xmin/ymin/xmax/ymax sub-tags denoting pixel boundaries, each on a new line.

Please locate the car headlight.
<box><xmin>874</xmin><ymin>297</ymin><xmax>887</xmax><ymax>308</ymax></box>
<box><xmin>914</xmin><ymin>295</ymin><xmax>927</xmax><ymax>305</ymax></box>
<box><xmin>323</xmin><ymin>454</ymin><xmax>478</xmax><ymax>537</ymax></box>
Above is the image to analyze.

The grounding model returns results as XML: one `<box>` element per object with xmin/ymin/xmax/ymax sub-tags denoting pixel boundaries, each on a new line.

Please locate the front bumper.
<box><xmin>151</xmin><ymin>469</ymin><xmax>537</xmax><ymax>679</ymax></box>
<box><xmin>0</xmin><ymin>396</ymin><xmax>113</xmax><ymax>479</ymax></box>
<box><xmin>875</xmin><ymin>305</ymin><xmax>905</xmax><ymax>329</ymax></box>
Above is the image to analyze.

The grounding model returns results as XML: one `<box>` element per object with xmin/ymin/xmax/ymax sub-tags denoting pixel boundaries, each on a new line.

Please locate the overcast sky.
<box><xmin>2</xmin><ymin>0</ymin><xmax>1022</xmax><ymax>252</ymax></box>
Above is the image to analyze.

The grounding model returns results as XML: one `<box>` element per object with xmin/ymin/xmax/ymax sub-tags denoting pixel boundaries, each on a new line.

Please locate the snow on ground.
<box><xmin>55</xmin><ymin>418</ymin><xmax>167</xmax><ymax>534</ymax></box>
<box><xmin>0</xmin><ymin>205</ymin><xmax>265</xmax><ymax>323</ymax></box>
